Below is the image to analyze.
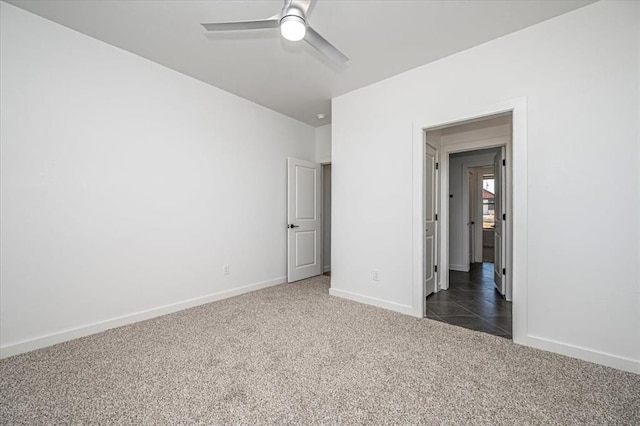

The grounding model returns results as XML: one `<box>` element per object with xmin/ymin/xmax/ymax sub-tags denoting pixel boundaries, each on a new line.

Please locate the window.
<box><xmin>482</xmin><ymin>176</ymin><xmax>495</xmax><ymax>229</ymax></box>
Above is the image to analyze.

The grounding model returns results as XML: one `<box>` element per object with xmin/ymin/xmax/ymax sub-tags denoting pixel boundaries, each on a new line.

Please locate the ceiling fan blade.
<box><xmin>201</xmin><ymin>17</ymin><xmax>279</xmax><ymax>32</ymax></box>
<box><xmin>304</xmin><ymin>27</ymin><xmax>349</xmax><ymax>65</ymax></box>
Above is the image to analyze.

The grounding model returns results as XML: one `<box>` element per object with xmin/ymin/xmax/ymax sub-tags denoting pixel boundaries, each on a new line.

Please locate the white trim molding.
<box><xmin>329</xmin><ymin>288</ymin><xmax>415</xmax><ymax>317</ymax></box>
<box><xmin>524</xmin><ymin>335</ymin><xmax>640</xmax><ymax>374</ymax></box>
<box><xmin>0</xmin><ymin>276</ymin><xmax>286</xmax><ymax>359</ymax></box>
<box><xmin>449</xmin><ymin>264</ymin><xmax>467</xmax><ymax>272</ymax></box>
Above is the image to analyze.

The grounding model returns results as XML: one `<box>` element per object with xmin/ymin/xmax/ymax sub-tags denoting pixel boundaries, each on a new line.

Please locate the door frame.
<box><xmin>412</xmin><ymin>97</ymin><xmax>527</xmax><ymax>345</ymax></box>
<box><xmin>444</xmin><ymin>138</ymin><xmax>510</xmax><ymax>289</ymax></box>
<box><xmin>467</xmin><ymin>169</ymin><xmax>475</xmax><ymax>268</ymax></box>
<box><xmin>320</xmin><ymin>161</ymin><xmax>332</xmax><ymax>276</ymax></box>
<box><xmin>463</xmin><ymin>165</ymin><xmax>495</xmax><ymax>268</ymax></box>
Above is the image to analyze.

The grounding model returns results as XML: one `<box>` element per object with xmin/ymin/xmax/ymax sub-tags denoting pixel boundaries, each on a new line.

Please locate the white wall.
<box><xmin>0</xmin><ymin>3</ymin><xmax>315</xmax><ymax>356</ymax></box>
<box><xmin>315</xmin><ymin>124</ymin><xmax>332</xmax><ymax>163</ymax></box>
<box><xmin>331</xmin><ymin>1</ymin><xmax>639</xmax><ymax>372</ymax></box>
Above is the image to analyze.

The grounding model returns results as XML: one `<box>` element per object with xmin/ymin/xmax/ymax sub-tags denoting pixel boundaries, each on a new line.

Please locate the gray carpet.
<box><xmin>1</xmin><ymin>275</ymin><xmax>638</xmax><ymax>424</ymax></box>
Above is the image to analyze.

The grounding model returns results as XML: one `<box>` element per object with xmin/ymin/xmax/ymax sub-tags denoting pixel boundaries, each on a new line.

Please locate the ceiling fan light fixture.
<box><xmin>280</xmin><ymin>15</ymin><xmax>306</xmax><ymax>41</ymax></box>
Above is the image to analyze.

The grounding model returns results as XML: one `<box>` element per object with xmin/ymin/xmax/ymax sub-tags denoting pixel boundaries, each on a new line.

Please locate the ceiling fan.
<box><xmin>201</xmin><ymin>0</ymin><xmax>348</xmax><ymax>65</ymax></box>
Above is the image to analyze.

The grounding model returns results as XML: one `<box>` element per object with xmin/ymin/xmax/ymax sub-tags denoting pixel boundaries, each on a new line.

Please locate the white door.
<box><xmin>425</xmin><ymin>143</ymin><xmax>438</xmax><ymax>297</ymax></box>
<box><xmin>493</xmin><ymin>147</ymin><xmax>506</xmax><ymax>295</ymax></box>
<box><xmin>287</xmin><ymin>157</ymin><xmax>322</xmax><ymax>282</ymax></box>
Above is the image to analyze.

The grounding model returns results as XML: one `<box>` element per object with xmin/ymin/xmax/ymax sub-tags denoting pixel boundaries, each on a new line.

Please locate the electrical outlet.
<box><xmin>372</xmin><ymin>269</ymin><xmax>380</xmax><ymax>282</ymax></box>
<box><xmin>223</xmin><ymin>264</ymin><xmax>231</xmax><ymax>275</ymax></box>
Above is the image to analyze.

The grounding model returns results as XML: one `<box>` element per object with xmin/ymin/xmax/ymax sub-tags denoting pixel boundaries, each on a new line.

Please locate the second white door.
<box><xmin>425</xmin><ymin>143</ymin><xmax>438</xmax><ymax>297</ymax></box>
<box><xmin>493</xmin><ymin>147</ymin><xmax>506</xmax><ymax>295</ymax></box>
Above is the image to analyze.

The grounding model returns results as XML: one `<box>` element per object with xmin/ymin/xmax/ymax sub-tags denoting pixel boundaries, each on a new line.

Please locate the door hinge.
<box><xmin>503</xmin><ymin>268</ymin><xmax>506</xmax><ymax>275</ymax></box>
<box><xmin>435</xmin><ymin>162</ymin><xmax>439</xmax><ymax>170</ymax></box>
<box><xmin>502</xmin><ymin>213</ymin><xmax>506</xmax><ymax>220</ymax></box>
<box><xmin>434</xmin><ymin>265</ymin><xmax>438</xmax><ymax>273</ymax></box>
<box><xmin>502</xmin><ymin>159</ymin><xmax>506</xmax><ymax>166</ymax></box>
<box><xmin>435</xmin><ymin>214</ymin><xmax>438</xmax><ymax>221</ymax></box>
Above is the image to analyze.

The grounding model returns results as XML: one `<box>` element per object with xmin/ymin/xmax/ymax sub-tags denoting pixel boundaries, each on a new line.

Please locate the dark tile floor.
<box><xmin>426</xmin><ymin>263</ymin><xmax>512</xmax><ymax>339</ymax></box>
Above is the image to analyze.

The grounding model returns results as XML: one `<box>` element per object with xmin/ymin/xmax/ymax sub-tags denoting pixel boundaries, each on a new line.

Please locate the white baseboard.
<box><xmin>523</xmin><ymin>334</ymin><xmax>639</xmax><ymax>374</ymax></box>
<box><xmin>323</xmin><ymin>265</ymin><xmax>331</xmax><ymax>273</ymax></box>
<box><xmin>329</xmin><ymin>288</ymin><xmax>416</xmax><ymax>317</ymax></box>
<box><xmin>330</xmin><ymin>290</ymin><xmax>638</xmax><ymax>374</ymax></box>
<box><xmin>0</xmin><ymin>276</ymin><xmax>286</xmax><ymax>359</ymax></box>
<box><xmin>449</xmin><ymin>264</ymin><xmax>467</xmax><ymax>272</ymax></box>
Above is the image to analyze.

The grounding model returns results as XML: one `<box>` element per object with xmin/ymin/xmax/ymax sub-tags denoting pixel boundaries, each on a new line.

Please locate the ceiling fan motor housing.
<box><xmin>280</xmin><ymin>6</ymin><xmax>306</xmax><ymax>25</ymax></box>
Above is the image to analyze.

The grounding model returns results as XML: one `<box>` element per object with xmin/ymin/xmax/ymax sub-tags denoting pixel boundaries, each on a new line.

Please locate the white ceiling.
<box><xmin>7</xmin><ymin>0</ymin><xmax>594</xmax><ymax>126</ymax></box>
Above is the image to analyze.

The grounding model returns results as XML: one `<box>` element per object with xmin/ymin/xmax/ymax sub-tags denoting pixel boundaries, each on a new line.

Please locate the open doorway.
<box><xmin>423</xmin><ymin>114</ymin><xmax>513</xmax><ymax>339</ymax></box>
<box><xmin>322</xmin><ymin>164</ymin><xmax>331</xmax><ymax>275</ymax></box>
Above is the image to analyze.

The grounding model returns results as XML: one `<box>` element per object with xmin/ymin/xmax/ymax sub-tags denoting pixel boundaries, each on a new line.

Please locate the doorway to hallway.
<box><xmin>414</xmin><ymin>98</ymin><xmax>526</xmax><ymax>343</ymax></box>
<box><xmin>423</xmin><ymin>112</ymin><xmax>513</xmax><ymax>338</ymax></box>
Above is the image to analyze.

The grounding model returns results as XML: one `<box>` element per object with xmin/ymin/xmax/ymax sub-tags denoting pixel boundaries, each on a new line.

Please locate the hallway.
<box><xmin>425</xmin><ymin>263</ymin><xmax>512</xmax><ymax>339</ymax></box>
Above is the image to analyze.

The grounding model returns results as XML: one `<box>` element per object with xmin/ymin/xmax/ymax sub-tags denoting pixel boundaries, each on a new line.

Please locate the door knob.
<box><xmin>288</xmin><ymin>224</ymin><xmax>299</xmax><ymax>229</ymax></box>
